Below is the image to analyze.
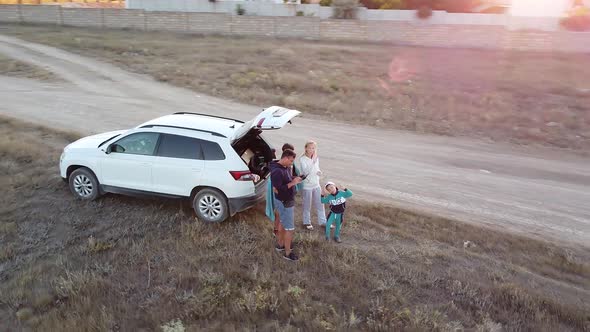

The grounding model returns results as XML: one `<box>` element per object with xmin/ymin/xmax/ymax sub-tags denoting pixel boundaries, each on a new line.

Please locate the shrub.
<box><xmin>416</xmin><ymin>5</ymin><xmax>432</xmax><ymax>19</ymax></box>
<box><xmin>561</xmin><ymin>15</ymin><xmax>590</xmax><ymax>31</ymax></box>
<box><xmin>320</xmin><ymin>0</ymin><xmax>332</xmax><ymax>6</ymax></box>
<box><xmin>404</xmin><ymin>0</ymin><xmax>430</xmax><ymax>9</ymax></box>
<box><xmin>385</xmin><ymin>0</ymin><xmax>478</xmax><ymax>12</ymax></box>
<box><xmin>560</xmin><ymin>7</ymin><xmax>590</xmax><ymax>31</ymax></box>
<box><xmin>332</xmin><ymin>0</ymin><xmax>359</xmax><ymax>19</ymax></box>
<box><xmin>296</xmin><ymin>10</ymin><xmax>305</xmax><ymax>16</ymax></box>
<box><xmin>431</xmin><ymin>0</ymin><xmax>478</xmax><ymax>13</ymax></box>
<box><xmin>236</xmin><ymin>4</ymin><xmax>246</xmax><ymax>15</ymax></box>
<box><xmin>371</xmin><ymin>0</ymin><xmax>404</xmax><ymax>10</ymax></box>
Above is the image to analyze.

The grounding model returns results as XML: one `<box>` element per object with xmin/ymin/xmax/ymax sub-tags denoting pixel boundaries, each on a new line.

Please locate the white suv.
<box><xmin>59</xmin><ymin>106</ymin><xmax>300</xmax><ymax>222</ymax></box>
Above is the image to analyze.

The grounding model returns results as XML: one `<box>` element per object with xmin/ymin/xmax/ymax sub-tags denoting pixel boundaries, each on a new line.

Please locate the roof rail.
<box><xmin>173</xmin><ymin>112</ymin><xmax>245</xmax><ymax>123</ymax></box>
<box><xmin>139</xmin><ymin>125</ymin><xmax>227</xmax><ymax>138</ymax></box>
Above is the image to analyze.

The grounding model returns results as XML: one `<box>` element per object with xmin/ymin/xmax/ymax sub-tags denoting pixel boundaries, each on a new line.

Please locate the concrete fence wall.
<box><xmin>1</xmin><ymin>5</ymin><xmax>590</xmax><ymax>53</ymax></box>
<box><xmin>125</xmin><ymin>0</ymin><xmax>566</xmax><ymax>32</ymax></box>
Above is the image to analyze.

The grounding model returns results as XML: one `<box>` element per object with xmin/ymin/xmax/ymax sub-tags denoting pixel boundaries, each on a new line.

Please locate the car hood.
<box><xmin>65</xmin><ymin>130</ymin><xmax>126</xmax><ymax>151</ymax></box>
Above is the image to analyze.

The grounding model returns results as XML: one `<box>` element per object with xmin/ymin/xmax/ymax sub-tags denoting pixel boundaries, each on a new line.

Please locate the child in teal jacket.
<box><xmin>321</xmin><ymin>182</ymin><xmax>353</xmax><ymax>243</ymax></box>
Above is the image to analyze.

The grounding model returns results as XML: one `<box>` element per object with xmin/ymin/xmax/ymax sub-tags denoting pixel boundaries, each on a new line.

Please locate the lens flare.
<box><xmin>388</xmin><ymin>58</ymin><xmax>413</xmax><ymax>82</ymax></box>
<box><xmin>378</xmin><ymin>56</ymin><xmax>416</xmax><ymax>96</ymax></box>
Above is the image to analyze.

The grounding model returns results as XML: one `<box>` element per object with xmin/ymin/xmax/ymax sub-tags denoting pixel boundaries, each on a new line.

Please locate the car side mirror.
<box><xmin>102</xmin><ymin>145</ymin><xmax>111</xmax><ymax>154</ymax></box>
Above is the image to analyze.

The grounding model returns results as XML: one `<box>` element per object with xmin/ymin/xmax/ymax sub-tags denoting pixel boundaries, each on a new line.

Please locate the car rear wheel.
<box><xmin>193</xmin><ymin>188</ymin><xmax>229</xmax><ymax>223</ymax></box>
<box><xmin>69</xmin><ymin>168</ymin><xmax>100</xmax><ymax>201</ymax></box>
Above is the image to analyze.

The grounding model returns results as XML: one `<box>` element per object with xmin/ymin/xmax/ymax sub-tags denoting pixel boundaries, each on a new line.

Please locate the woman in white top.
<box><xmin>297</xmin><ymin>141</ymin><xmax>327</xmax><ymax>230</ymax></box>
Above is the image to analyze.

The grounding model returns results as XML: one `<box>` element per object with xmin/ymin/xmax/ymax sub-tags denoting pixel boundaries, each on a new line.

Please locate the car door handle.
<box><xmin>141</xmin><ymin>162</ymin><xmax>150</xmax><ymax>166</ymax></box>
<box><xmin>191</xmin><ymin>168</ymin><xmax>201</xmax><ymax>172</ymax></box>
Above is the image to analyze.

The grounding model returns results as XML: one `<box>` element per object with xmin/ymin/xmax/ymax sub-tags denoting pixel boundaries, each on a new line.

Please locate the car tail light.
<box><xmin>256</xmin><ymin>118</ymin><xmax>266</xmax><ymax>128</ymax></box>
<box><xmin>230</xmin><ymin>171</ymin><xmax>254</xmax><ymax>181</ymax></box>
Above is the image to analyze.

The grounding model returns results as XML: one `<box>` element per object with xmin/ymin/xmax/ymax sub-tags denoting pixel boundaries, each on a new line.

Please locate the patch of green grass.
<box><xmin>0</xmin><ymin>246</ymin><xmax>15</xmax><ymax>262</ymax></box>
<box><xmin>0</xmin><ymin>222</ymin><xmax>17</xmax><ymax>235</ymax></box>
<box><xmin>0</xmin><ymin>53</ymin><xmax>58</xmax><ymax>81</ymax></box>
<box><xmin>87</xmin><ymin>236</ymin><xmax>115</xmax><ymax>254</ymax></box>
<box><xmin>15</xmin><ymin>308</ymin><xmax>33</xmax><ymax>322</ymax></box>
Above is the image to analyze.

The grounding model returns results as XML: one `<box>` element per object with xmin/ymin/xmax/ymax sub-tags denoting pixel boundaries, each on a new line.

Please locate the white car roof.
<box><xmin>137</xmin><ymin>113</ymin><xmax>242</xmax><ymax>139</ymax></box>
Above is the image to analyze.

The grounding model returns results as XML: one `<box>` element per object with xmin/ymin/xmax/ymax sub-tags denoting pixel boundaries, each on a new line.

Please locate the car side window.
<box><xmin>156</xmin><ymin>134</ymin><xmax>203</xmax><ymax>160</ymax></box>
<box><xmin>111</xmin><ymin>132</ymin><xmax>160</xmax><ymax>156</ymax></box>
<box><xmin>201</xmin><ymin>140</ymin><xmax>226</xmax><ymax>161</ymax></box>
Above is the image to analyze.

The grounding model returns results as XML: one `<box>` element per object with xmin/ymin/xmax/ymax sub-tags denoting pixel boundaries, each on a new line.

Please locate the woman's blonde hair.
<box><xmin>304</xmin><ymin>140</ymin><xmax>317</xmax><ymax>149</ymax></box>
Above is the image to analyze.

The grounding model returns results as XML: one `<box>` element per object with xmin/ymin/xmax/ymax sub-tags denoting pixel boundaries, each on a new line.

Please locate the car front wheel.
<box><xmin>69</xmin><ymin>168</ymin><xmax>100</xmax><ymax>201</ymax></box>
<box><xmin>193</xmin><ymin>188</ymin><xmax>229</xmax><ymax>223</ymax></box>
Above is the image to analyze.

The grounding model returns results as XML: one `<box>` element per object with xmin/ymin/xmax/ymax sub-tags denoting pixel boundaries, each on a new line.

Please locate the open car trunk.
<box><xmin>232</xmin><ymin>129</ymin><xmax>274</xmax><ymax>182</ymax></box>
<box><xmin>231</xmin><ymin>106</ymin><xmax>300</xmax><ymax>183</ymax></box>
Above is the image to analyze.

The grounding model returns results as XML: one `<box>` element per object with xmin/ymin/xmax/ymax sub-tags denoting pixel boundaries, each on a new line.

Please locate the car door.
<box><xmin>100</xmin><ymin>131</ymin><xmax>160</xmax><ymax>192</ymax></box>
<box><xmin>151</xmin><ymin>133</ymin><xmax>204</xmax><ymax>196</ymax></box>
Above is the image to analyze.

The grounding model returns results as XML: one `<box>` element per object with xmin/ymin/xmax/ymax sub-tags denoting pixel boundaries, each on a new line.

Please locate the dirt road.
<box><xmin>1</xmin><ymin>35</ymin><xmax>589</xmax><ymax>246</ymax></box>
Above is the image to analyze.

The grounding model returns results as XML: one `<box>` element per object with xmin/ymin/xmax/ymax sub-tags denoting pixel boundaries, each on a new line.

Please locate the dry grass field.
<box><xmin>0</xmin><ymin>115</ymin><xmax>588</xmax><ymax>331</ymax></box>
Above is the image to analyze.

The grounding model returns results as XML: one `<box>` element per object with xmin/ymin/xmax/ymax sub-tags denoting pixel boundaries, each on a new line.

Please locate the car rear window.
<box><xmin>156</xmin><ymin>134</ymin><xmax>203</xmax><ymax>160</ymax></box>
<box><xmin>202</xmin><ymin>140</ymin><xmax>226</xmax><ymax>161</ymax></box>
